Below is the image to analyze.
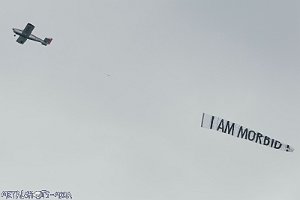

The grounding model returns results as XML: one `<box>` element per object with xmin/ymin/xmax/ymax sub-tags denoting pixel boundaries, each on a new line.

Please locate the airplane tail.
<box><xmin>42</xmin><ymin>38</ymin><xmax>52</xmax><ymax>45</ymax></box>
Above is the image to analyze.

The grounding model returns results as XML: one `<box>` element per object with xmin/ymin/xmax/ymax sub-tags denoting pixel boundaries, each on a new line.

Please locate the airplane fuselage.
<box><xmin>13</xmin><ymin>28</ymin><xmax>42</xmax><ymax>42</ymax></box>
<box><xmin>13</xmin><ymin>28</ymin><xmax>23</xmax><ymax>36</ymax></box>
<box><xmin>13</xmin><ymin>23</ymin><xmax>52</xmax><ymax>46</ymax></box>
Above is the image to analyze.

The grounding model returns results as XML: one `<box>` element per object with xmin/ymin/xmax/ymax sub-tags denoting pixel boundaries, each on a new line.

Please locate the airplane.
<box><xmin>13</xmin><ymin>23</ymin><xmax>52</xmax><ymax>46</ymax></box>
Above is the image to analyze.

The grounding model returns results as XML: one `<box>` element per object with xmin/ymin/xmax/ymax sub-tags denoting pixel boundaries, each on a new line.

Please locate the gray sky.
<box><xmin>1</xmin><ymin>0</ymin><xmax>299</xmax><ymax>199</ymax></box>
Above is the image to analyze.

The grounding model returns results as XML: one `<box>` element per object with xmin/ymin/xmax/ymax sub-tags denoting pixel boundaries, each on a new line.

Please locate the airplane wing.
<box><xmin>16</xmin><ymin>36</ymin><xmax>27</xmax><ymax>44</ymax></box>
<box><xmin>22</xmin><ymin>23</ymin><xmax>35</xmax><ymax>36</ymax></box>
<box><xmin>15</xmin><ymin>23</ymin><xmax>35</xmax><ymax>44</ymax></box>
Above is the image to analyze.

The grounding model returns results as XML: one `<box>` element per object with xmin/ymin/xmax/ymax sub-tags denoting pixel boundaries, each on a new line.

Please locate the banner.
<box><xmin>201</xmin><ymin>113</ymin><xmax>294</xmax><ymax>152</ymax></box>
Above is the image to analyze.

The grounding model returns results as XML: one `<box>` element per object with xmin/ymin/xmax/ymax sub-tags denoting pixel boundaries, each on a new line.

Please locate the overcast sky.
<box><xmin>1</xmin><ymin>1</ymin><xmax>299</xmax><ymax>199</ymax></box>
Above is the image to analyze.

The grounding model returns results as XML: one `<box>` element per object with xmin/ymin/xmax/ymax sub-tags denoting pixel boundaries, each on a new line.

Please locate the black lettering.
<box><xmin>210</xmin><ymin>116</ymin><xmax>215</xmax><ymax>129</ymax></box>
<box><xmin>225</xmin><ymin>122</ymin><xmax>235</xmax><ymax>135</ymax></box>
<box><xmin>237</xmin><ymin>126</ymin><xmax>248</xmax><ymax>139</ymax></box>
<box><xmin>247</xmin><ymin>130</ymin><xmax>256</xmax><ymax>141</ymax></box>
<box><xmin>255</xmin><ymin>132</ymin><xmax>263</xmax><ymax>144</ymax></box>
<box><xmin>274</xmin><ymin>141</ymin><xmax>282</xmax><ymax>149</ymax></box>
<box><xmin>217</xmin><ymin>119</ymin><xmax>225</xmax><ymax>132</ymax></box>
<box><xmin>271</xmin><ymin>139</ymin><xmax>275</xmax><ymax>147</ymax></box>
<box><xmin>263</xmin><ymin>136</ymin><xmax>270</xmax><ymax>146</ymax></box>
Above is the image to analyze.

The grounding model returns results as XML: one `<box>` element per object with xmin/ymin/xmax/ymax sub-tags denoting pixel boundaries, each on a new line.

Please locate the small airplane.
<box><xmin>13</xmin><ymin>23</ymin><xmax>52</xmax><ymax>46</ymax></box>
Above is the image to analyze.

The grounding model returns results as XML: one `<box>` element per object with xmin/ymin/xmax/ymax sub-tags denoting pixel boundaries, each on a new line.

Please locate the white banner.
<box><xmin>201</xmin><ymin>113</ymin><xmax>294</xmax><ymax>152</ymax></box>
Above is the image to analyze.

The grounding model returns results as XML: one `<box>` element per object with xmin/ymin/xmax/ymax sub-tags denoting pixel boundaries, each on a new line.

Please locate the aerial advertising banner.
<box><xmin>201</xmin><ymin>113</ymin><xmax>294</xmax><ymax>152</ymax></box>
